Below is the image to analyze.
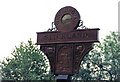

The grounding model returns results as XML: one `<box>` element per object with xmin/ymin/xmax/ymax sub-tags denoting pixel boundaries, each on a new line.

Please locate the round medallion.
<box><xmin>54</xmin><ymin>6</ymin><xmax>80</xmax><ymax>32</ymax></box>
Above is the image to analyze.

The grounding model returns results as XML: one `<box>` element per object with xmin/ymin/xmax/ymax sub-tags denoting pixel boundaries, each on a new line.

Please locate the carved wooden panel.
<box><xmin>40</xmin><ymin>45</ymin><xmax>56</xmax><ymax>73</ymax></box>
<box><xmin>55</xmin><ymin>44</ymin><xmax>73</xmax><ymax>75</ymax></box>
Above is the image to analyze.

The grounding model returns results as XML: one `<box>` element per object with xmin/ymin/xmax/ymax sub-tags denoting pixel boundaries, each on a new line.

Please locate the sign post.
<box><xmin>36</xmin><ymin>6</ymin><xmax>99</xmax><ymax>81</ymax></box>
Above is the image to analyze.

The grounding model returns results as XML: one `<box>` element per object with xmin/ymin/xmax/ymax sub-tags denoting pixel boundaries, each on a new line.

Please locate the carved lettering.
<box><xmin>37</xmin><ymin>29</ymin><xmax>99</xmax><ymax>45</ymax></box>
<box><xmin>43</xmin><ymin>32</ymin><xmax>88</xmax><ymax>40</ymax></box>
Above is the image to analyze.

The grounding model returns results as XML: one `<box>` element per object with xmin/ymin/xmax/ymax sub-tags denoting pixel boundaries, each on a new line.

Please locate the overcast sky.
<box><xmin>0</xmin><ymin>0</ymin><xmax>119</xmax><ymax>60</ymax></box>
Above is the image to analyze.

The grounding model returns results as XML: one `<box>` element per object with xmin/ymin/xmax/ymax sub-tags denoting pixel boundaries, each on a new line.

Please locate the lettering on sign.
<box><xmin>37</xmin><ymin>28</ymin><xmax>99</xmax><ymax>45</ymax></box>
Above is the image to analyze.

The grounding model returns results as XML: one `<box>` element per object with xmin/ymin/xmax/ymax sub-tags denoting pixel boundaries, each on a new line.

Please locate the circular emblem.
<box><xmin>54</xmin><ymin>6</ymin><xmax>80</xmax><ymax>32</ymax></box>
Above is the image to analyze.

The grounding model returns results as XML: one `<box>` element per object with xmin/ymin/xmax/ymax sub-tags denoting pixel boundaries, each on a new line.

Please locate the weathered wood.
<box><xmin>37</xmin><ymin>28</ymin><xmax>99</xmax><ymax>45</ymax></box>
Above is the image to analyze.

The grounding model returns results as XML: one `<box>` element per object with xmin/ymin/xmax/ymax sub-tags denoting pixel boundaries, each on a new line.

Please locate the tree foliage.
<box><xmin>74</xmin><ymin>32</ymin><xmax>120</xmax><ymax>81</ymax></box>
<box><xmin>0</xmin><ymin>39</ymin><xmax>51</xmax><ymax>80</ymax></box>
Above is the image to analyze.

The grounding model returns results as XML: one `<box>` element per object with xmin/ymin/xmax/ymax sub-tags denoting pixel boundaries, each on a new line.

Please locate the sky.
<box><xmin>0</xmin><ymin>0</ymin><xmax>119</xmax><ymax>60</ymax></box>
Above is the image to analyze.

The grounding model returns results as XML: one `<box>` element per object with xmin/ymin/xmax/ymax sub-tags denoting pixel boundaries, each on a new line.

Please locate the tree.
<box><xmin>0</xmin><ymin>39</ymin><xmax>51</xmax><ymax>81</ymax></box>
<box><xmin>73</xmin><ymin>32</ymin><xmax>120</xmax><ymax>81</ymax></box>
<box><xmin>99</xmin><ymin>32</ymin><xmax>120</xmax><ymax>81</ymax></box>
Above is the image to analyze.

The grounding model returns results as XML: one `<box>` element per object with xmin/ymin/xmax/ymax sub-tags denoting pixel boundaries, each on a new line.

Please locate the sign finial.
<box><xmin>54</xmin><ymin>6</ymin><xmax>80</xmax><ymax>32</ymax></box>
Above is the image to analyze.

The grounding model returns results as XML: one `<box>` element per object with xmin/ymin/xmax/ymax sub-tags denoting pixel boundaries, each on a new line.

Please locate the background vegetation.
<box><xmin>0</xmin><ymin>40</ymin><xmax>54</xmax><ymax>81</ymax></box>
<box><xmin>73</xmin><ymin>32</ymin><xmax>120</xmax><ymax>81</ymax></box>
